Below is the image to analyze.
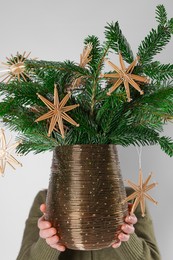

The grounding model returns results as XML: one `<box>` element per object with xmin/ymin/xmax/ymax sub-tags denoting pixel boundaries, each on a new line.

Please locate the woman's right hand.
<box><xmin>38</xmin><ymin>204</ymin><xmax>66</xmax><ymax>252</ymax></box>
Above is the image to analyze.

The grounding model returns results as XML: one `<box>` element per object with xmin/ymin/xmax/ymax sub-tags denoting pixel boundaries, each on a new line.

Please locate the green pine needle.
<box><xmin>143</xmin><ymin>63</ymin><xmax>173</xmax><ymax>81</ymax></box>
<box><xmin>155</xmin><ymin>5</ymin><xmax>167</xmax><ymax>26</ymax></box>
<box><xmin>104</xmin><ymin>21</ymin><xmax>134</xmax><ymax>63</ymax></box>
<box><xmin>138</xmin><ymin>25</ymin><xmax>171</xmax><ymax>65</ymax></box>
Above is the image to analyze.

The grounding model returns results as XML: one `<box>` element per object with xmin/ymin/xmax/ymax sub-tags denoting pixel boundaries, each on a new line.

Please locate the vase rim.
<box><xmin>55</xmin><ymin>144</ymin><xmax>117</xmax><ymax>148</ymax></box>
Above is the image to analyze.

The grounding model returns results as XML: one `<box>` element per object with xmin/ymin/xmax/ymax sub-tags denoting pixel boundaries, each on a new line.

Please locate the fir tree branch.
<box><xmin>138</xmin><ymin>5</ymin><xmax>173</xmax><ymax>64</ymax></box>
<box><xmin>104</xmin><ymin>21</ymin><xmax>134</xmax><ymax>63</ymax></box>
<box><xmin>25</xmin><ymin>59</ymin><xmax>89</xmax><ymax>77</ymax></box>
<box><xmin>158</xmin><ymin>136</ymin><xmax>173</xmax><ymax>156</ymax></box>
<box><xmin>16</xmin><ymin>132</ymin><xmax>59</xmax><ymax>154</ymax></box>
<box><xmin>110</xmin><ymin>126</ymin><xmax>160</xmax><ymax>146</ymax></box>
<box><xmin>168</xmin><ymin>18</ymin><xmax>173</xmax><ymax>34</ymax></box>
<box><xmin>89</xmin><ymin>44</ymin><xmax>110</xmax><ymax>116</ymax></box>
<box><xmin>137</xmin><ymin>24</ymin><xmax>171</xmax><ymax>65</ymax></box>
<box><xmin>0</xmin><ymin>6</ymin><xmax>173</xmax><ymax>157</ymax></box>
<box><xmin>121</xmin><ymin>86</ymin><xmax>173</xmax><ymax>129</ymax></box>
<box><xmin>83</xmin><ymin>35</ymin><xmax>103</xmax><ymax>72</ymax></box>
<box><xmin>155</xmin><ymin>5</ymin><xmax>167</xmax><ymax>26</ymax></box>
<box><xmin>110</xmin><ymin>126</ymin><xmax>173</xmax><ymax>156</ymax></box>
<box><xmin>143</xmin><ymin>62</ymin><xmax>173</xmax><ymax>81</ymax></box>
<box><xmin>77</xmin><ymin>38</ymin><xmax>110</xmax><ymax>116</ymax></box>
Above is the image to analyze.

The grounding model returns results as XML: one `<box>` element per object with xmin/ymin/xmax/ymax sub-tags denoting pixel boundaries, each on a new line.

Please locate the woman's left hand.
<box><xmin>112</xmin><ymin>213</ymin><xmax>137</xmax><ymax>248</ymax></box>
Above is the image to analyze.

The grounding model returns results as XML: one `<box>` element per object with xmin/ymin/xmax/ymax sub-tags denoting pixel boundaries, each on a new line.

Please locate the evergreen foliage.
<box><xmin>138</xmin><ymin>5</ymin><xmax>173</xmax><ymax>65</ymax></box>
<box><xmin>155</xmin><ymin>4</ymin><xmax>167</xmax><ymax>26</ymax></box>
<box><xmin>105</xmin><ymin>21</ymin><xmax>134</xmax><ymax>63</ymax></box>
<box><xmin>0</xmin><ymin>5</ymin><xmax>173</xmax><ymax>156</ymax></box>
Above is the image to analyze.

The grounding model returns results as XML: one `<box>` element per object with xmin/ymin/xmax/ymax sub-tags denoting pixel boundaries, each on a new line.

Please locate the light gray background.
<box><xmin>0</xmin><ymin>1</ymin><xmax>173</xmax><ymax>259</ymax></box>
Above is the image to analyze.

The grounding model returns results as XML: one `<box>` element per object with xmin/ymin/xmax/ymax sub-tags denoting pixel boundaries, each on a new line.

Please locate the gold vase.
<box><xmin>45</xmin><ymin>144</ymin><xmax>128</xmax><ymax>250</ymax></box>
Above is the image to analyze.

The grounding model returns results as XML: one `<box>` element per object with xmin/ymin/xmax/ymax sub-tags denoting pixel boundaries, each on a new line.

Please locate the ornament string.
<box><xmin>136</xmin><ymin>145</ymin><xmax>142</xmax><ymax>170</ymax></box>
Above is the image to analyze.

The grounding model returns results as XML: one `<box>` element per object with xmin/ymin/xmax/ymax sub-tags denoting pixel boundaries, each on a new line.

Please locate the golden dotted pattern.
<box><xmin>45</xmin><ymin>144</ymin><xmax>128</xmax><ymax>250</ymax></box>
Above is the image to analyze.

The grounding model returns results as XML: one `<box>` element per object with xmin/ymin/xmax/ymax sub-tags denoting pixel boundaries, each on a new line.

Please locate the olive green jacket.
<box><xmin>16</xmin><ymin>189</ymin><xmax>161</xmax><ymax>260</ymax></box>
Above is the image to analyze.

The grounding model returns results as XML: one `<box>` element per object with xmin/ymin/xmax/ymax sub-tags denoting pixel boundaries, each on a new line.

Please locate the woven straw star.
<box><xmin>79</xmin><ymin>43</ymin><xmax>93</xmax><ymax>68</ymax></box>
<box><xmin>0</xmin><ymin>52</ymin><xmax>31</xmax><ymax>83</ymax></box>
<box><xmin>35</xmin><ymin>85</ymin><xmax>79</xmax><ymax>138</ymax></box>
<box><xmin>122</xmin><ymin>168</ymin><xmax>158</xmax><ymax>217</ymax></box>
<box><xmin>101</xmin><ymin>53</ymin><xmax>149</xmax><ymax>102</ymax></box>
<box><xmin>71</xmin><ymin>43</ymin><xmax>92</xmax><ymax>90</ymax></box>
<box><xmin>0</xmin><ymin>129</ymin><xmax>22</xmax><ymax>175</ymax></box>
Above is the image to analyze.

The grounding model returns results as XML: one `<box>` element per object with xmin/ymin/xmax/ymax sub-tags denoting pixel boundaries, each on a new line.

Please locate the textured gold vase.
<box><xmin>45</xmin><ymin>144</ymin><xmax>128</xmax><ymax>250</ymax></box>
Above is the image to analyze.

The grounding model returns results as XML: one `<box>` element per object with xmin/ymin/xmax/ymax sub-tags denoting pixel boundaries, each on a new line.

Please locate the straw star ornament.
<box><xmin>71</xmin><ymin>43</ymin><xmax>93</xmax><ymax>90</ymax></box>
<box><xmin>0</xmin><ymin>52</ymin><xmax>31</xmax><ymax>83</ymax></box>
<box><xmin>122</xmin><ymin>168</ymin><xmax>158</xmax><ymax>217</ymax></box>
<box><xmin>79</xmin><ymin>43</ymin><xmax>93</xmax><ymax>68</ymax></box>
<box><xmin>101</xmin><ymin>53</ymin><xmax>149</xmax><ymax>102</ymax></box>
<box><xmin>35</xmin><ymin>85</ymin><xmax>80</xmax><ymax>138</ymax></box>
<box><xmin>0</xmin><ymin>129</ymin><xmax>22</xmax><ymax>175</ymax></box>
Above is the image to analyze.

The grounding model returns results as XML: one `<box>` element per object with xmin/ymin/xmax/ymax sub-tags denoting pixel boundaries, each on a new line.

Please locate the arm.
<box><xmin>16</xmin><ymin>190</ymin><xmax>61</xmax><ymax>260</ymax></box>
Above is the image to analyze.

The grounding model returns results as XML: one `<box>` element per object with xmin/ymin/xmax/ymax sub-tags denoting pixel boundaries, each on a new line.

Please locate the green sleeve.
<box><xmin>16</xmin><ymin>188</ymin><xmax>161</xmax><ymax>260</ymax></box>
<box><xmin>16</xmin><ymin>190</ymin><xmax>61</xmax><ymax>260</ymax></box>
<box><xmin>113</xmin><ymin>187</ymin><xmax>161</xmax><ymax>260</ymax></box>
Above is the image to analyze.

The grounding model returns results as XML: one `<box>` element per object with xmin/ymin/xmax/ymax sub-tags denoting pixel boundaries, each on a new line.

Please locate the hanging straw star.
<box><xmin>122</xmin><ymin>168</ymin><xmax>158</xmax><ymax>217</ymax></box>
<box><xmin>101</xmin><ymin>53</ymin><xmax>149</xmax><ymax>102</ymax></box>
<box><xmin>0</xmin><ymin>129</ymin><xmax>22</xmax><ymax>175</ymax></box>
<box><xmin>0</xmin><ymin>51</ymin><xmax>31</xmax><ymax>83</ymax></box>
<box><xmin>35</xmin><ymin>84</ymin><xmax>80</xmax><ymax>138</ymax></box>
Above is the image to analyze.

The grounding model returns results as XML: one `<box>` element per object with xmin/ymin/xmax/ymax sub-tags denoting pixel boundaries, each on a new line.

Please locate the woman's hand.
<box><xmin>38</xmin><ymin>203</ymin><xmax>137</xmax><ymax>251</ymax></box>
<box><xmin>111</xmin><ymin>213</ymin><xmax>137</xmax><ymax>248</ymax></box>
<box><xmin>38</xmin><ymin>204</ymin><xmax>66</xmax><ymax>252</ymax></box>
